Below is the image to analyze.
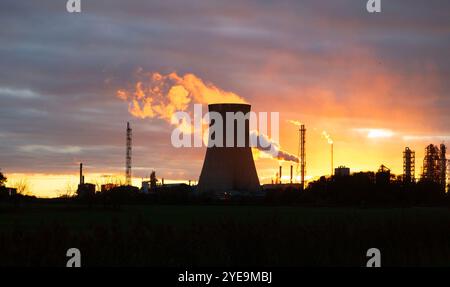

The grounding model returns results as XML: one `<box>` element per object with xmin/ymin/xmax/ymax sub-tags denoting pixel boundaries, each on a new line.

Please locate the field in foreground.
<box><xmin>1</xmin><ymin>203</ymin><xmax>450</xmax><ymax>266</ymax></box>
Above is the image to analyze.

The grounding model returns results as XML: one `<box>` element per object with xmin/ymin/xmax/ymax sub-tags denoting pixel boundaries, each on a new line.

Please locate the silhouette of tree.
<box><xmin>57</xmin><ymin>181</ymin><xmax>76</xmax><ymax>198</ymax></box>
<box><xmin>0</xmin><ymin>172</ymin><xmax>6</xmax><ymax>187</ymax></box>
<box><xmin>12</xmin><ymin>178</ymin><xmax>30</xmax><ymax>195</ymax></box>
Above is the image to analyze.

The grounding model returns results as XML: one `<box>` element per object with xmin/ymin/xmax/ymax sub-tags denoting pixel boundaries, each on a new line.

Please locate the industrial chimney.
<box><xmin>79</xmin><ymin>163</ymin><xmax>84</xmax><ymax>185</ymax></box>
<box><xmin>198</xmin><ymin>103</ymin><xmax>260</xmax><ymax>194</ymax></box>
<box><xmin>279</xmin><ymin>166</ymin><xmax>282</xmax><ymax>184</ymax></box>
<box><xmin>290</xmin><ymin>165</ymin><xmax>293</xmax><ymax>184</ymax></box>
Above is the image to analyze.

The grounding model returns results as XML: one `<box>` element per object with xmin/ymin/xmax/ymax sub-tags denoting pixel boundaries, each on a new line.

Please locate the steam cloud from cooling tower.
<box><xmin>117</xmin><ymin>70</ymin><xmax>298</xmax><ymax>163</ymax></box>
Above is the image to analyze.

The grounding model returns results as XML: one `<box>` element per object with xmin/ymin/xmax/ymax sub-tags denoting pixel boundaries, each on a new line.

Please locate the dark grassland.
<box><xmin>1</xmin><ymin>203</ymin><xmax>450</xmax><ymax>266</ymax></box>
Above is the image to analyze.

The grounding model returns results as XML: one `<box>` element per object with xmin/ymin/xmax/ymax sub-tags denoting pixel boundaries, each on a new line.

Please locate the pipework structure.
<box><xmin>421</xmin><ymin>144</ymin><xmax>447</xmax><ymax>189</ymax></box>
<box><xmin>403</xmin><ymin>147</ymin><xmax>415</xmax><ymax>184</ymax></box>
<box><xmin>300</xmin><ymin>124</ymin><xmax>306</xmax><ymax>190</ymax></box>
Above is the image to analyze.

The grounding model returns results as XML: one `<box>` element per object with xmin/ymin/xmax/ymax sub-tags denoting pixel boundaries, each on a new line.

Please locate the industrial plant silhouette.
<box><xmin>1</xmin><ymin>103</ymin><xmax>449</xmax><ymax>205</ymax></box>
<box><xmin>1</xmin><ymin>103</ymin><xmax>450</xmax><ymax>267</ymax></box>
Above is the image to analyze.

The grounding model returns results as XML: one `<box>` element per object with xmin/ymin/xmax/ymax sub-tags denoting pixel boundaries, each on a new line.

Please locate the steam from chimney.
<box><xmin>250</xmin><ymin>131</ymin><xmax>299</xmax><ymax>163</ymax></box>
<box><xmin>322</xmin><ymin>130</ymin><xmax>333</xmax><ymax>144</ymax></box>
<box><xmin>322</xmin><ymin>130</ymin><xmax>334</xmax><ymax>176</ymax></box>
<box><xmin>287</xmin><ymin>120</ymin><xmax>302</xmax><ymax>127</ymax></box>
<box><xmin>117</xmin><ymin>71</ymin><xmax>298</xmax><ymax>163</ymax></box>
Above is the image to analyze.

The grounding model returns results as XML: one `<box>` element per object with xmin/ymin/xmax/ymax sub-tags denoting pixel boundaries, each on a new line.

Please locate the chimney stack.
<box><xmin>79</xmin><ymin>163</ymin><xmax>84</xmax><ymax>185</ymax></box>
<box><xmin>300</xmin><ymin>124</ymin><xmax>306</xmax><ymax>190</ymax></box>
<box><xmin>290</xmin><ymin>165</ymin><xmax>293</xmax><ymax>184</ymax></box>
<box><xmin>279</xmin><ymin>166</ymin><xmax>282</xmax><ymax>184</ymax></box>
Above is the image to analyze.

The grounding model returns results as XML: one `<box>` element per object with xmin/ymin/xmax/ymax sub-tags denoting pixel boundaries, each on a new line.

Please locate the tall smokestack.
<box><xmin>79</xmin><ymin>163</ymin><xmax>83</xmax><ymax>185</ymax></box>
<box><xmin>198</xmin><ymin>103</ymin><xmax>260</xmax><ymax>194</ymax></box>
<box><xmin>279</xmin><ymin>166</ymin><xmax>282</xmax><ymax>184</ymax></box>
<box><xmin>290</xmin><ymin>165</ymin><xmax>293</xmax><ymax>184</ymax></box>
<box><xmin>300</xmin><ymin>125</ymin><xmax>306</xmax><ymax>190</ymax></box>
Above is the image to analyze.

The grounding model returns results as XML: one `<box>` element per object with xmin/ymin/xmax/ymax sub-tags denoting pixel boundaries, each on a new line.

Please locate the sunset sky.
<box><xmin>1</xmin><ymin>0</ymin><xmax>450</xmax><ymax>197</ymax></box>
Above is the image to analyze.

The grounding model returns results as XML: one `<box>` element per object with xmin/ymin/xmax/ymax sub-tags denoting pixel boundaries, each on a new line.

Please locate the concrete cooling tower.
<box><xmin>198</xmin><ymin>103</ymin><xmax>261</xmax><ymax>194</ymax></box>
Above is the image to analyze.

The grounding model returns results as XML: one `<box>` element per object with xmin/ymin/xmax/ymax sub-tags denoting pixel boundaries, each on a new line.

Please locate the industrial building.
<box><xmin>101</xmin><ymin>183</ymin><xmax>118</xmax><ymax>192</ymax></box>
<box><xmin>262</xmin><ymin>183</ymin><xmax>301</xmax><ymax>192</ymax></box>
<box><xmin>77</xmin><ymin>163</ymin><xmax>95</xmax><ymax>197</ymax></box>
<box><xmin>146</xmin><ymin>182</ymin><xmax>190</xmax><ymax>193</ymax></box>
<box><xmin>259</xmin><ymin>165</ymin><xmax>300</xmax><ymax>193</ymax></box>
<box><xmin>334</xmin><ymin>166</ymin><xmax>350</xmax><ymax>177</ymax></box>
<box><xmin>421</xmin><ymin>144</ymin><xmax>447</xmax><ymax>189</ymax></box>
<box><xmin>197</xmin><ymin>103</ymin><xmax>260</xmax><ymax>195</ymax></box>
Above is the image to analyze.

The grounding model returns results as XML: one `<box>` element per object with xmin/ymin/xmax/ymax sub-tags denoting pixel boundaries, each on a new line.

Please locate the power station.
<box><xmin>70</xmin><ymin>115</ymin><xmax>448</xmax><ymax>197</ymax></box>
<box><xmin>77</xmin><ymin>163</ymin><xmax>95</xmax><ymax>197</ymax></box>
<box><xmin>197</xmin><ymin>103</ymin><xmax>261</xmax><ymax>194</ymax></box>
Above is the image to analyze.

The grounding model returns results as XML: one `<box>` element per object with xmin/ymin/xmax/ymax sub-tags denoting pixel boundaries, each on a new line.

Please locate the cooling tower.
<box><xmin>198</xmin><ymin>103</ymin><xmax>260</xmax><ymax>194</ymax></box>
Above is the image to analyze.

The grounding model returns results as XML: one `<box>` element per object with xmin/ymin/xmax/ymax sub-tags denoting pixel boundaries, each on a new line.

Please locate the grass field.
<box><xmin>3</xmin><ymin>204</ymin><xmax>450</xmax><ymax>228</ymax></box>
<box><xmin>1</xmin><ymin>203</ymin><xmax>450</xmax><ymax>266</ymax></box>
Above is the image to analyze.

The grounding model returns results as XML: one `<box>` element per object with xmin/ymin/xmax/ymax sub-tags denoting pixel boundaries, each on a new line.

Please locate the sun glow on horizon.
<box><xmin>354</xmin><ymin>128</ymin><xmax>395</xmax><ymax>139</ymax></box>
<box><xmin>3</xmin><ymin>172</ymin><xmax>197</xmax><ymax>198</ymax></box>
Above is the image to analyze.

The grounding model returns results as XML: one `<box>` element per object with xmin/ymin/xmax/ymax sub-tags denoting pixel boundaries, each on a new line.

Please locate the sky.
<box><xmin>1</xmin><ymin>0</ymin><xmax>449</xmax><ymax>197</ymax></box>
